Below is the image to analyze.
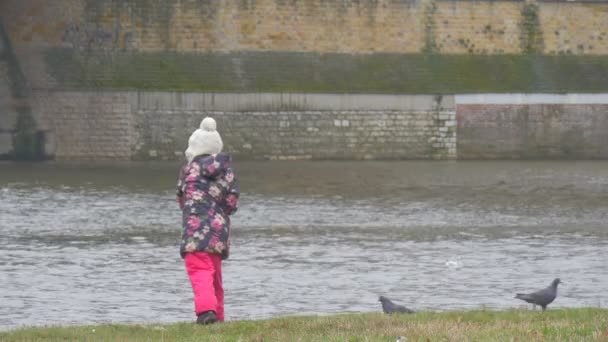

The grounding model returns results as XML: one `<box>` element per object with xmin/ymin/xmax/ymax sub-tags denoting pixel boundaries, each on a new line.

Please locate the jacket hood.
<box><xmin>192</xmin><ymin>153</ymin><xmax>232</xmax><ymax>179</ymax></box>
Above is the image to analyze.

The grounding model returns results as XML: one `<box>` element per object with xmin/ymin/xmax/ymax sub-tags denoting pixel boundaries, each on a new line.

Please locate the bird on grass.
<box><xmin>379</xmin><ymin>296</ymin><xmax>415</xmax><ymax>314</ymax></box>
<box><xmin>515</xmin><ymin>278</ymin><xmax>562</xmax><ymax>311</ymax></box>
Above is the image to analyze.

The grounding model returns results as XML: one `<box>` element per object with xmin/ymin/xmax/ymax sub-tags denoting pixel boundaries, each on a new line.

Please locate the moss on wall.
<box><xmin>45</xmin><ymin>48</ymin><xmax>608</xmax><ymax>93</ymax></box>
<box><xmin>422</xmin><ymin>0</ymin><xmax>438</xmax><ymax>54</ymax></box>
<box><xmin>520</xmin><ymin>3</ymin><xmax>544</xmax><ymax>54</ymax></box>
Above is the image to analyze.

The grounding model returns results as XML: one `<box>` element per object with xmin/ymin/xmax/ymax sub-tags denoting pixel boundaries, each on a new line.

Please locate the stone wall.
<box><xmin>1</xmin><ymin>1</ymin><xmax>608</xmax><ymax>160</ymax></box>
<box><xmin>137</xmin><ymin>109</ymin><xmax>457</xmax><ymax>160</ymax></box>
<box><xmin>0</xmin><ymin>17</ymin><xmax>43</xmax><ymax>160</ymax></box>
<box><xmin>13</xmin><ymin>90</ymin><xmax>608</xmax><ymax>161</ymax></box>
<box><xmin>38</xmin><ymin>51</ymin><xmax>608</xmax><ymax>94</ymax></box>
<box><xmin>33</xmin><ymin>91</ymin><xmax>133</xmax><ymax>159</ymax></box>
<box><xmin>1</xmin><ymin>0</ymin><xmax>608</xmax><ymax>91</ymax></box>
<box><xmin>540</xmin><ymin>1</ymin><xmax>608</xmax><ymax>55</ymax></box>
<box><xmin>434</xmin><ymin>1</ymin><xmax>523</xmax><ymax>54</ymax></box>
<box><xmin>456</xmin><ymin>94</ymin><xmax>608</xmax><ymax>159</ymax></box>
<box><xmin>30</xmin><ymin>91</ymin><xmax>456</xmax><ymax>160</ymax></box>
<box><xmin>0</xmin><ymin>31</ymin><xmax>14</xmax><ymax>157</ymax></box>
<box><xmin>2</xmin><ymin>0</ymin><xmax>608</xmax><ymax>55</ymax></box>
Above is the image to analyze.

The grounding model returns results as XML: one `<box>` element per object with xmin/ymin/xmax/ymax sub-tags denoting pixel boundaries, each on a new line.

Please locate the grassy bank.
<box><xmin>2</xmin><ymin>309</ymin><xmax>608</xmax><ymax>341</ymax></box>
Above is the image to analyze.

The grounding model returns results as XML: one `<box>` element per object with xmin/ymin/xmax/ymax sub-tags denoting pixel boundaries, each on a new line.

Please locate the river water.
<box><xmin>1</xmin><ymin>160</ymin><xmax>607</xmax><ymax>330</ymax></box>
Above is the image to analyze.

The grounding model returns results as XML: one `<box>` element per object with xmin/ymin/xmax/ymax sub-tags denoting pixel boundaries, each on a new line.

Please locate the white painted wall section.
<box><xmin>455</xmin><ymin>94</ymin><xmax>608</xmax><ymax>105</ymax></box>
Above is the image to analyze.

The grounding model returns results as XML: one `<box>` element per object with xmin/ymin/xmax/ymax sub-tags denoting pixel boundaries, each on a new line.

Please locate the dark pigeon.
<box><xmin>379</xmin><ymin>296</ymin><xmax>415</xmax><ymax>314</ymax></box>
<box><xmin>515</xmin><ymin>278</ymin><xmax>562</xmax><ymax>311</ymax></box>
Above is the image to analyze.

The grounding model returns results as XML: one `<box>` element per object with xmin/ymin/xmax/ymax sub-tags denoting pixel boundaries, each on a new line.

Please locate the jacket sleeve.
<box><xmin>176</xmin><ymin>164</ymin><xmax>186</xmax><ymax>210</ymax></box>
<box><xmin>222</xmin><ymin>170</ymin><xmax>239</xmax><ymax>216</ymax></box>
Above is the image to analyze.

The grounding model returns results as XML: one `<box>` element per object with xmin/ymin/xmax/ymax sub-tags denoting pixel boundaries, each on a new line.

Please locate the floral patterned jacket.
<box><xmin>176</xmin><ymin>153</ymin><xmax>239</xmax><ymax>259</ymax></box>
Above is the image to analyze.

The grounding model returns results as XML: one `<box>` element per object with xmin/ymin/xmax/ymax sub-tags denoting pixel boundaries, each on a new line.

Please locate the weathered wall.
<box><xmin>1</xmin><ymin>0</ymin><xmax>608</xmax><ymax>92</ymax></box>
<box><xmin>0</xmin><ymin>31</ymin><xmax>14</xmax><ymax>157</ymax></box>
<box><xmin>1</xmin><ymin>0</ymin><xmax>608</xmax><ymax>160</ymax></box>
<box><xmin>540</xmin><ymin>2</ymin><xmax>608</xmax><ymax>55</ymax></box>
<box><xmin>37</xmin><ymin>52</ymin><xmax>608</xmax><ymax>94</ymax></box>
<box><xmin>434</xmin><ymin>1</ymin><xmax>523</xmax><ymax>54</ymax></box>
<box><xmin>456</xmin><ymin>94</ymin><xmax>608</xmax><ymax>159</ymax></box>
<box><xmin>31</xmin><ymin>92</ymin><xmax>456</xmax><ymax>160</ymax></box>
<box><xmin>3</xmin><ymin>0</ymin><xmax>608</xmax><ymax>55</ymax></box>
<box><xmin>28</xmin><ymin>90</ymin><xmax>608</xmax><ymax>161</ymax></box>
<box><xmin>33</xmin><ymin>91</ymin><xmax>133</xmax><ymax>159</ymax></box>
<box><xmin>0</xmin><ymin>17</ymin><xmax>44</xmax><ymax>160</ymax></box>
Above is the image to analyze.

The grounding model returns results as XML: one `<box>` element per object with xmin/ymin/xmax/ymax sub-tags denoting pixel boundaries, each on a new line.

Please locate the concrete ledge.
<box><xmin>455</xmin><ymin>93</ymin><xmax>608</xmax><ymax>105</ymax></box>
<box><xmin>129</xmin><ymin>92</ymin><xmax>454</xmax><ymax>112</ymax></box>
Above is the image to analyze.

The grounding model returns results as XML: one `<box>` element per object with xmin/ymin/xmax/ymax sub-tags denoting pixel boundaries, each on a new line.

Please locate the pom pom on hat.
<box><xmin>184</xmin><ymin>117</ymin><xmax>223</xmax><ymax>161</ymax></box>
<box><xmin>201</xmin><ymin>117</ymin><xmax>217</xmax><ymax>131</ymax></box>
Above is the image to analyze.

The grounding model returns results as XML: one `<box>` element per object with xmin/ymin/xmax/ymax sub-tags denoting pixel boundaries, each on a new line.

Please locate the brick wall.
<box><xmin>136</xmin><ymin>110</ymin><xmax>456</xmax><ymax>161</ymax></box>
<box><xmin>3</xmin><ymin>0</ymin><xmax>608</xmax><ymax>55</ymax></box>
<box><xmin>27</xmin><ymin>91</ymin><xmax>456</xmax><ymax>160</ymax></box>
<box><xmin>540</xmin><ymin>2</ymin><xmax>608</xmax><ymax>55</ymax></box>
<box><xmin>132</xmin><ymin>93</ymin><xmax>456</xmax><ymax>160</ymax></box>
<box><xmin>434</xmin><ymin>1</ymin><xmax>523</xmax><ymax>54</ymax></box>
<box><xmin>32</xmin><ymin>91</ymin><xmax>133</xmax><ymax>159</ymax></box>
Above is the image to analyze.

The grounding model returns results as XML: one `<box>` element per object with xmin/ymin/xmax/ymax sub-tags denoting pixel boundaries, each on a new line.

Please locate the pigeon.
<box><xmin>379</xmin><ymin>296</ymin><xmax>415</xmax><ymax>314</ymax></box>
<box><xmin>515</xmin><ymin>278</ymin><xmax>562</xmax><ymax>311</ymax></box>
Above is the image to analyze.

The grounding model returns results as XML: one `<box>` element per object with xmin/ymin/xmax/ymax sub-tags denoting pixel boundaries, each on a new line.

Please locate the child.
<box><xmin>176</xmin><ymin>117</ymin><xmax>239</xmax><ymax>324</ymax></box>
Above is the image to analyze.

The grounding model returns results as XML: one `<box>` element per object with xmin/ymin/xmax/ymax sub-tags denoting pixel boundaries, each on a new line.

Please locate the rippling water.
<box><xmin>1</xmin><ymin>160</ymin><xmax>608</xmax><ymax>330</ymax></box>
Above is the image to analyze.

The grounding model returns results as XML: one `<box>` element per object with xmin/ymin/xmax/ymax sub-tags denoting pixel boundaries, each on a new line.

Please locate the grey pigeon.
<box><xmin>379</xmin><ymin>296</ymin><xmax>415</xmax><ymax>314</ymax></box>
<box><xmin>515</xmin><ymin>278</ymin><xmax>562</xmax><ymax>311</ymax></box>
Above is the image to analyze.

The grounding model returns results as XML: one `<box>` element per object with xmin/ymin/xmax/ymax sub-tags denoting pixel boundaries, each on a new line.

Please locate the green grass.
<box><xmin>2</xmin><ymin>309</ymin><xmax>608</xmax><ymax>341</ymax></box>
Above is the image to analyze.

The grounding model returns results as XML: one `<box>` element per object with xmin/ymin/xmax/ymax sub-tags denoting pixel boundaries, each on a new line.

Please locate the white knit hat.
<box><xmin>184</xmin><ymin>117</ymin><xmax>223</xmax><ymax>162</ymax></box>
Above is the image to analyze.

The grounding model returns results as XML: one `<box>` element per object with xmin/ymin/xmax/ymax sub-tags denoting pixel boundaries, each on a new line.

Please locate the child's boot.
<box><xmin>196</xmin><ymin>311</ymin><xmax>218</xmax><ymax>325</ymax></box>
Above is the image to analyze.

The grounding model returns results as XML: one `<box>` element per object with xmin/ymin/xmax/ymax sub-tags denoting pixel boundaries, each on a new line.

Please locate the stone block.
<box><xmin>41</xmin><ymin>130</ymin><xmax>55</xmax><ymax>157</ymax></box>
<box><xmin>0</xmin><ymin>132</ymin><xmax>13</xmax><ymax>155</ymax></box>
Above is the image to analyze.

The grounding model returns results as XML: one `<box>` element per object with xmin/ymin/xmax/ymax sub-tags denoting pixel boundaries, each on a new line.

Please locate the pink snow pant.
<box><xmin>184</xmin><ymin>252</ymin><xmax>224</xmax><ymax>321</ymax></box>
